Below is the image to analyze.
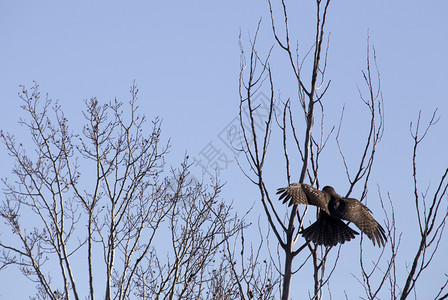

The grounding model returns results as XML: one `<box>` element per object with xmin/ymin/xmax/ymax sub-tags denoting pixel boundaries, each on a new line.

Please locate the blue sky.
<box><xmin>1</xmin><ymin>0</ymin><xmax>448</xmax><ymax>298</ymax></box>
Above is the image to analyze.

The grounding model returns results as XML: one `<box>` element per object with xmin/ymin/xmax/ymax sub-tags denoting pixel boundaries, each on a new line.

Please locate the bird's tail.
<box><xmin>301</xmin><ymin>212</ymin><xmax>359</xmax><ymax>246</ymax></box>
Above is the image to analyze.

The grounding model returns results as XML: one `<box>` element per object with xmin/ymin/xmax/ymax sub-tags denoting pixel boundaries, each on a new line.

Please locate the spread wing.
<box><xmin>277</xmin><ymin>183</ymin><xmax>329</xmax><ymax>212</ymax></box>
<box><xmin>339</xmin><ymin>198</ymin><xmax>387</xmax><ymax>247</ymax></box>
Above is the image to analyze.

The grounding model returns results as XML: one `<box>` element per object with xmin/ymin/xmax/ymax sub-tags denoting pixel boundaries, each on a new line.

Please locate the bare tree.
<box><xmin>238</xmin><ymin>0</ymin><xmax>448</xmax><ymax>299</ymax></box>
<box><xmin>400</xmin><ymin>111</ymin><xmax>448</xmax><ymax>300</ymax></box>
<box><xmin>356</xmin><ymin>111</ymin><xmax>448</xmax><ymax>300</ymax></box>
<box><xmin>0</xmin><ymin>83</ymin><xmax>273</xmax><ymax>299</ymax></box>
<box><xmin>237</xmin><ymin>0</ymin><xmax>384</xmax><ymax>299</ymax></box>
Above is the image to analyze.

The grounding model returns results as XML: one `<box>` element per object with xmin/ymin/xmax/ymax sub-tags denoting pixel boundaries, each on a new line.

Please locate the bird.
<box><xmin>277</xmin><ymin>183</ymin><xmax>387</xmax><ymax>247</ymax></box>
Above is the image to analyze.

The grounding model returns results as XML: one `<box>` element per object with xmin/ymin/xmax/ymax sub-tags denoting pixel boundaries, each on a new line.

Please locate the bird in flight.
<box><xmin>277</xmin><ymin>183</ymin><xmax>387</xmax><ymax>247</ymax></box>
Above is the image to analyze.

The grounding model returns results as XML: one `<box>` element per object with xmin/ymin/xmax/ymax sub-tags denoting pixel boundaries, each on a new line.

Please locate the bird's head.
<box><xmin>322</xmin><ymin>186</ymin><xmax>338</xmax><ymax>196</ymax></box>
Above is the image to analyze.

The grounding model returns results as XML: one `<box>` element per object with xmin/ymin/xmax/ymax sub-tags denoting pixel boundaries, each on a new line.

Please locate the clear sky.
<box><xmin>1</xmin><ymin>0</ymin><xmax>448</xmax><ymax>298</ymax></box>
